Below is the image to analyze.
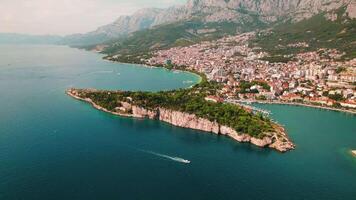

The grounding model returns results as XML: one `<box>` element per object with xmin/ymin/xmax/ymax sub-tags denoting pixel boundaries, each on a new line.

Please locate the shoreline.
<box><xmin>69</xmin><ymin>55</ymin><xmax>294</xmax><ymax>152</ymax></box>
<box><xmin>104</xmin><ymin>57</ymin><xmax>354</xmax><ymax>115</ymax></box>
<box><xmin>244</xmin><ymin>100</ymin><xmax>356</xmax><ymax>115</ymax></box>
<box><xmin>104</xmin><ymin>58</ymin><xmax>203</xmax><ymax>86</ymax></box>
<box><xmin>66</xmin><ymin>90</ymin><xmax>134</xmax><ymax>118</ymax></box>
<box><xmin>98</xmin><ymin>57</ymin><xmax>296</xmax><ymax>152</ymax></box>
<box><xmin>66</xmin><ymin>89</ymin><xmax>295</xmax><ymax>152</ymax></box>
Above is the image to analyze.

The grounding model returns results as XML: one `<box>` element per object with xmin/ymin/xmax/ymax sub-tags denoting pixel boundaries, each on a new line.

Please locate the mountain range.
<box><xmin>1</xmin><ymin>0</ymin><xmax>355</xmax><ymax>49</ymax></box>
<box><xmin>96</xmin><ymin>0</ymin><xmax>355</xmax><ymax>61</ymax></box>
<box><xmin>85</xmin><ymin>0</ymin><xmax>356</xmax><ymax>39</ymax></box>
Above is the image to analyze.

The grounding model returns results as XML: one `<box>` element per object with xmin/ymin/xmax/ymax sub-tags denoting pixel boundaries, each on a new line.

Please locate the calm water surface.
<box><xmin>0</xmin><ymin>45</ymin><xmax>355</xmax><ymax>200</ymax></box>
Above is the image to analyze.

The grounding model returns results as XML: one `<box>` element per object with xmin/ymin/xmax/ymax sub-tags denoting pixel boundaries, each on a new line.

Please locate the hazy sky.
<box><xmin>0</xmin><ymin>0</ymin><xmax>186</xmax><ymax>35</ymax></box>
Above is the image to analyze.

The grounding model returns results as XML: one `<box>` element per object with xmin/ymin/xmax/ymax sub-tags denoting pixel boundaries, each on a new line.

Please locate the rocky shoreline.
<box><xmin>67</xmin><ymin>89</ymin><xmax>295</xmax><ymax>152</ymax></box>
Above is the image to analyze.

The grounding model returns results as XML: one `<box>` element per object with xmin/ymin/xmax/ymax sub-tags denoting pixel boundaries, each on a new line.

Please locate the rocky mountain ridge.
<box><xmin>84</xmin><ymin>0</ymin><xmax>355</xmax><ymax>40</ymax></box>
<box><xmin>1</xmin><ymin>0</ymin><xmax>354</xmax><ymax>46</ymax></box>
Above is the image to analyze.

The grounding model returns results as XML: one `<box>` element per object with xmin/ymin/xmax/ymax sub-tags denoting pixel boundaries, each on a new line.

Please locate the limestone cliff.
<box><xmin>67</xmin><ymin>89</ymin><xmax>295</xmax><ymax>152</ymax></box>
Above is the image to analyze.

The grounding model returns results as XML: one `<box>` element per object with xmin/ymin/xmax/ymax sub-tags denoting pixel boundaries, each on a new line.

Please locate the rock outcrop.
<box><xmin>158</xmin><ymin>108</ymin><xmax>221</xmax><ymax>134</ymax></box>
<box><xmin>131</xmin><ymin>105</ymin><xmax>158</xmax><ymax>119</ymax></box>
<box><xmin>125</xmin><ymin>102</ymin><xmax>294</xmax><ymax>152</ymax></box>
<box><xmin>67</xmin><ymin>89</ymin><xmax>295</xmax><ymax>152</ymax></box>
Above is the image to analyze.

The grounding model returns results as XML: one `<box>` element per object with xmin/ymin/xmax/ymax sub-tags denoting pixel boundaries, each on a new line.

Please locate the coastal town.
<box><xmin>141</xmin><ymin>32</ymin><xmax>356</xmax><ymax>113</ymax></box>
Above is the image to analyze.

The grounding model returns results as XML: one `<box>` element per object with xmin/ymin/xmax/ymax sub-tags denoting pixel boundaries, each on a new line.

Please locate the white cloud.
<box><xmin>0</xmin><ymin>0</ymin><xmax>186</xmax><ymax>35</ymax></box>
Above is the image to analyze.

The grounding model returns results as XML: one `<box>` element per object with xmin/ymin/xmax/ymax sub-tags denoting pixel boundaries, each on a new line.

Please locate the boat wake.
<box><xmin>139</xmin><ymin>150</ymin><xmax>190</xmax><ymax>164</ymax></box>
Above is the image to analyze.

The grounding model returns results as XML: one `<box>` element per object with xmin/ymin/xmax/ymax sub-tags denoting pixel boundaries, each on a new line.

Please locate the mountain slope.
<box><xmin>2</xmin><ymin>0</ymin><xmax>354</xmax><ymax>48</ymax></box>
<box><xmin>251</xmin><ymin>6</ymin><xmax>356</xmax><ymax>61</ymax></box>
<box><xmin>88</xmin><ymin>8</ymin><xmax>168</xmax><ymax>38</ymax></box>
<box><xmin>0</xmin><ymin>33</ymin><xmax>62</xmax><ymax>44</ymax></box>
<box><xmin>99</xmin><ymin>0</ymin><xmax>356</xmax><ymax>63</ymax></box>
<box><xmin>101</xmin><ymin>16</ymin><xmax>267</xmax><ymax>62</ymax></box>
<box><xmin>76</xmin><ymin>0</ymin><xmax>355</xmax><ymax>44</ymax></box>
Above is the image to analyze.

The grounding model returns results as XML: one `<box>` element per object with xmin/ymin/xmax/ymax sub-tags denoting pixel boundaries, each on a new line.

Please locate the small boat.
<box><xmin>180</xmin><ymin>159</ymin><xmax>191</xmax><ymax>164</ymax></box>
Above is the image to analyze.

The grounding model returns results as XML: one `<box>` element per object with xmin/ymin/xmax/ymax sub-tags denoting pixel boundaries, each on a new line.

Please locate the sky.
<box><xmin>0</xmin><ymin>0</ymin><xmax>186</xmax><ymax>35</ymax></box>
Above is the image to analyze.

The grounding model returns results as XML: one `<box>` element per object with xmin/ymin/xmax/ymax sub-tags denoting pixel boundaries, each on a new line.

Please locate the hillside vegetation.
<box><xmin>251</xmin><ymin>7</ymin><xmax>356</xmax><ymax>61</ymax></box>
<box><xmin>102</xmin><ymin>18</ymin><xmax>266</xmax><ymax>57</ymax></box>
<box><xmin>74</xmin><ymin>76</ymin><xmax>274</xmax><ymax>138</ymax></box>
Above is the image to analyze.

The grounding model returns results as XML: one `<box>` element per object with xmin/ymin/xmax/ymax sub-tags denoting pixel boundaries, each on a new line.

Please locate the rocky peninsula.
<box><xmin>67</xmin><ymin>87</ymin><xmax>295</xmax><ymax>152</ymax></box>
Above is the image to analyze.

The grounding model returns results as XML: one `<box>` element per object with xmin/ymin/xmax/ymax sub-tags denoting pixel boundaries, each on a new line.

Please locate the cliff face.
<box><xmin>159</xmin><ymin>108</ymin><xmax>221</xmax><ymax>134</ymax></box>
<box><xmin>187</xmin><ymin>0</ymin><xmax>355</xmax><ymax>21</ymax></box>
<box><xmin>91</xmin><ymin>8</ymin><xmax>171</xmax><ymax>38</ymax></box>
<box><xmin>118</xmin><ymin>101</ymin><xmax>294</xmax><ymax>152</ymax></box>
<box><xmin>87</xmin><ymin>7</ymin><xmax>189</xmax><ymax>39</ymax></box>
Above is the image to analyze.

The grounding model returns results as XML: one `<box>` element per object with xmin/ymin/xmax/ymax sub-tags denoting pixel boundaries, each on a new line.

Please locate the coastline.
<box><xmin>66</xmin><ymin>90</ymin><xmax>135</xmax><ymax>118</ymax></box>
<box><xmin>245</xmin><ymin>100</ymin><xmax>356</xmax><ymax>115</ymax></box>
<box><xmin>66</xmin><ymin>89</ymin><xmax>295</xmax><ymax>152</ymax></box>
<box><xmin>104</xmin><ymin>56</ymin><xmax>354</xmax><ymax>115</ymax></box>
<box><xmin>104</xmin><ymin>58</ymin><xmax>203</xmax><ymax>86</ymax></box>
<box><xmin>67</xmin><ymin>55</ymin><xmax>295</xmax><ymax>152</ymax></box>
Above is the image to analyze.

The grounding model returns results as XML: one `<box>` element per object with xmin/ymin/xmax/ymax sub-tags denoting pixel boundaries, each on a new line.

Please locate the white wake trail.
<box><xmin>139</xmin><ymin>150</ymin><xmax>191</xmax><ymax>164</ymax></box>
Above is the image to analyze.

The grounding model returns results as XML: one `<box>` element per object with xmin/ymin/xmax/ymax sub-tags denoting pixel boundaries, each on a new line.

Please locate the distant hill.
<box><xmin>74</xmin><ymin>0</ymin><xmax>356</xmax><ymax>46</ymax></box>
<box><xmin>1</xmin><ymin>0</ymin><xmax>354</xmax><ymax>51</ymax></box>
<box><xmin>0</xmin><ymin>32</ymin><xmax>113</xmax><ymax>47</ymax></box>
<box><xmin>59</xmin><ymin>33</ymin><xmax>112</xmax><ymax>47</ymax></box>
<box><xmin>0</xmin><ymin>33</ymin><xmax>62</xmax><ymax>45</ymax></box>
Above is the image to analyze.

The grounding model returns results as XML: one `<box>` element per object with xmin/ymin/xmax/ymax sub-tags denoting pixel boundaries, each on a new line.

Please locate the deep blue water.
<box><xmin>0</xmin><ymin>45</ymin><xmax>355</xmax><ymax>200</ymax></box>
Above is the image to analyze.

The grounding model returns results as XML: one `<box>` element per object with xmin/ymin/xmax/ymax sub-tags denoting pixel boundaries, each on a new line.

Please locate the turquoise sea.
<box><xmin>0</xmin><ymin>45</ymin><xmax>355</xmax><ymax>200</ymax></box>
